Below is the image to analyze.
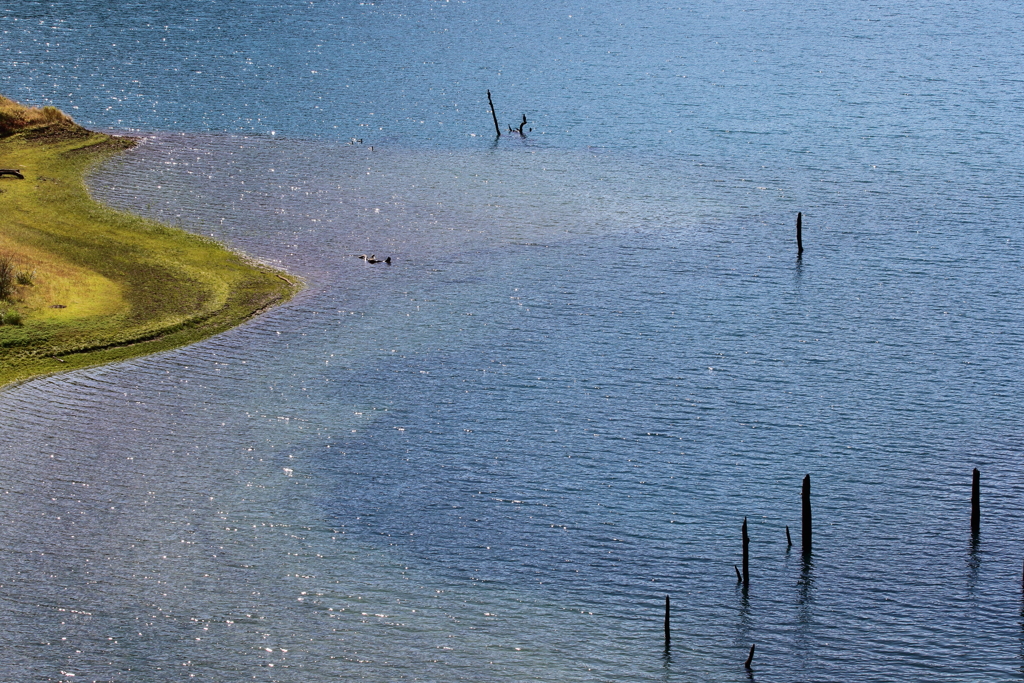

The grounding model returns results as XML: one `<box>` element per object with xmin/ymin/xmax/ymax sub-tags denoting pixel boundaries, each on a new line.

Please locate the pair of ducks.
<box><xmin>357</xmin><ymin>254</ymin><xmax>391</xmax><ymax>265</ymax></box>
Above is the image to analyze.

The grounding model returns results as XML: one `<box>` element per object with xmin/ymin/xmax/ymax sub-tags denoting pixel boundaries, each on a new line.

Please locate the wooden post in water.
<box><xmin>744</xmin><ymin>643</ymin><xmax>756</xmax><ymax>669</ymax></box>
<box><xmin>487</xmin><ymin>90</ymin><xmax>501</xmax><ymax>138</ymax></box>
<box><xmin>786</xmin><ymin>525</ymin><xmax>793</xmax><ymax>549</ymax></box>
<box><xmin>971</xmin><ymin>468</ymin><xmax>980</xmax><ymax>536</ymax></box>
<box><xmin>664</xmin><ymin>595</ymin><xmax>671</xmax><ymax>646</ymax></box>
<box><xmin>802</xmin><ymin>475</ymin><xmax>812</xmax><ymax>554</ymax></box>
<box><xmin>796</xmin><ymin>212</ymin><xmax>804</xmax><ymax>257</ymax></box>
<box><xmin>742</xmin><ymin>517</ymin><xmax>750</xmax><ymax>586</ymax></box>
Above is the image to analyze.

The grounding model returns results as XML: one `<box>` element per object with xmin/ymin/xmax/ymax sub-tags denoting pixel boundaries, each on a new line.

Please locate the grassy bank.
<box><xmin>0</xmin><ymin>96</ymin><xmax>299</xmax><ymax>388</ymax></box>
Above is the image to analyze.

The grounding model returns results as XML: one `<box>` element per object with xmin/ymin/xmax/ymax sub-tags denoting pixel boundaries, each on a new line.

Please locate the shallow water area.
<box><xmin>4</xmin><ymin>0</ymin><xmax>1024</xmax><ymax>680</ymax></box>
<box><xmin>0</xmin><ymin>131</ymin><xmax>1021</xmax><ymax>681</ymax></box>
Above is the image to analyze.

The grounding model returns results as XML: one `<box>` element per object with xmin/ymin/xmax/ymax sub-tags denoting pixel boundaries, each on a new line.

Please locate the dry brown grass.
<box><xmin>0</xmin><ymin>253</ymin><xmax>15</xmax><ymax>300</ymax></box>
<box><xmin>0</xmin><ymin>94</ymin><xmax>79</xmax><ymax>137</ymax></box>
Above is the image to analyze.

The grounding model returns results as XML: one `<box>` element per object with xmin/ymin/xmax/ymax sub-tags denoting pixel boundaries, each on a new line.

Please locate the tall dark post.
<box><xmin>796</xmin><ymin>212</ymin><xmax>804</xmax><ymax>257</ymax></box>
<box><xmin>742</xmin><ymin>517</ymin><xmax>750</xmax><ymax>586</ymax></box>
<box><xmin>971</xmin><ymin>468</ymin><xmax>980</xmax><ymax>536</ymax></box>
<box><xmin>487</xmin><ymin>90</ymin><xmax>501</xmax><ymax>138</ymax></box>
<box><xmin>802</xmin><ymin>474</ymin><xmax>812</xmax><ymax>554</ymax></box>
<box><xmin>664</xmin><ymin>595</ymin><xmax>671</xmax><ymax>646</ymax></box>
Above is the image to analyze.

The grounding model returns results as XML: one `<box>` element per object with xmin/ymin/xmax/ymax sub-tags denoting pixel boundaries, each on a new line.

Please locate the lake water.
<box><xmin>3</xmin><ymin>1</ymin><xmax>1024</xmax><ymax>681</ymax></box>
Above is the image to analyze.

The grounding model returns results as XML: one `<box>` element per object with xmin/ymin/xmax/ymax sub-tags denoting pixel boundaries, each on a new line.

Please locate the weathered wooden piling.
<box><xmin>971</xmin><ymin>468</ymin><xmax>980</xmax><ymax>536</ymax></box>
<box><xmin>786</xmin><ymin>525</ymin><xmax>793</xmax><ymax>548</ymax></box>
<box><xmin>744</xmin><ymin>643</ymin><xmax>756</xmax><ymax>669</ymax></box>
<box><xmin>487</xmin><ymin>90</ymin><xmax>501</xmax><ymax>138</ymax></box>
<box><xmin>664</xmin><ymin>595</ymin><xmax>671</xmax><ymax>645</ymax></box>
<box><xmin>742</xmin><ymin>517</ymin><xmax>750</xmax><ymax>586</ymax></box>
<box><xmin>735</xmin><ymin>564</ymin><xmax>742</xmax><ymax>583</ymax></box>
<box><xmin>802</xmin><ymin>474</ymin><xmax>812</xmax><ymax>554</ymax></box>
<box><xmin>796</xmin><ymin>212</ymin><xmax>804</xmax><ymax>256</ymax></box>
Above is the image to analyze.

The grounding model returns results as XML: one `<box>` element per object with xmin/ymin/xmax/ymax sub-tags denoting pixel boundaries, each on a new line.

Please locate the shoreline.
<box><xmin>0</xmin><ymin>120</ymin><xmax>301</xmax><ymax>389</ymax></box>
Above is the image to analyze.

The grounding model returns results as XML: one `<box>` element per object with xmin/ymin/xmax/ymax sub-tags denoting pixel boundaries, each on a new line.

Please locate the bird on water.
<box><xmin>356</xmin><ymin>254</ymin><xmax>391</xmax><ymax>264</ymax></box>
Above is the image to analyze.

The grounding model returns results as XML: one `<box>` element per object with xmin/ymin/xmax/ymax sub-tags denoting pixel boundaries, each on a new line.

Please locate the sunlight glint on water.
<box><xmin>3</xmin><ymin>0</ymin><xmax>1024</xmax><ymax>680</ymax></box>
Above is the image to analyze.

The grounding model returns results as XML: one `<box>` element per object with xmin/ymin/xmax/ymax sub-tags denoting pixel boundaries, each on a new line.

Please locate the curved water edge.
<box><xmin>4</xmin><ymin>0</ymin><xmax>1024</xmax><ymax>679</ymax></box>
<box><xmin>0</xmin><ymin>128</ymin><xmax>301</xmax><ymax>390</ymax></box>
<box><xmin>0</xmin><ymin>131</ymin><xmax>1022</xmax><ymax>681</ymax></box>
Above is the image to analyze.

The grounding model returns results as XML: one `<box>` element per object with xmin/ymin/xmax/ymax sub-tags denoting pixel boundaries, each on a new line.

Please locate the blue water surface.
<box><xmin>3</xmin><ymin>1</ymin><xmax>1024</xmax><ymax>681</ymax></box>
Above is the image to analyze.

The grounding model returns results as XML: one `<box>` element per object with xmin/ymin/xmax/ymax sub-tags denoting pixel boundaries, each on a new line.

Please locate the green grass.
<box><xmin>0</xmin><ymin>104</ymin><xmax>300</xmax><ymax>389</ymax></box>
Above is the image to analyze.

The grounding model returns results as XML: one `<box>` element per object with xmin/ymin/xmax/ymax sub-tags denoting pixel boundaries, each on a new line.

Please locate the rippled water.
<box><xmin>3</xmin><ymin>1</ymin><xmax>1024</xmax><ymax>681</ymax></box>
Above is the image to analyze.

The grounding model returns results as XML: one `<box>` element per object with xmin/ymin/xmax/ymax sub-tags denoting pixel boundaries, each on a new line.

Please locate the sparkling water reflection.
<box><xmin>3</xmin><ymin>0</ymin><xmax>1024</xmax><ymax>680</ymax></box>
